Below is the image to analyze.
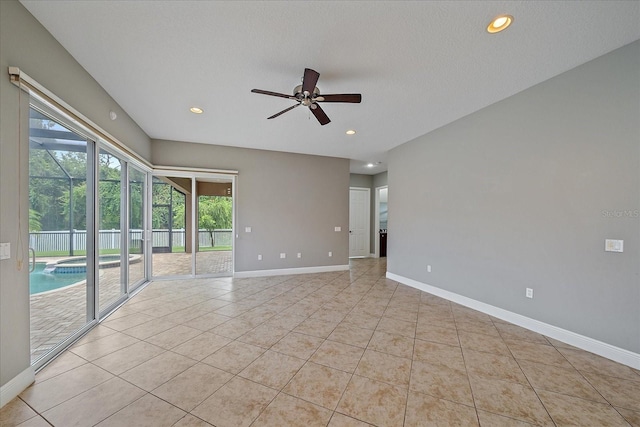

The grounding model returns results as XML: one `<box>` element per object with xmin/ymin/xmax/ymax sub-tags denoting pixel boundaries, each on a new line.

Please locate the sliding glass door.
<box><xmin>195</xmin><ymin>180</ymin><xmax>233</xmax><ymax>276</ymax></box>
<box><xmin>28</xmin><ymin>101</ymin><xmax>151</xmax><ymax>368</ymax></box>
<box><xmin>28</xmin><ymin>106</ymin><xmax>93</xmax><ymax>364</ymax></box>
<box><xmin>151</xmin><ymin>176</ymin><xmax>191</xmax><ymax>276</ymax></box>
<box><xmin>151</xmin><ymin>174</ymin><xmax>235</xmax><ymax>279</ymax></box>
<box><xmin>98</xmin><ymin>148</ymin><xmax>125</xmax><ymax>313</ymax></box>
<box><xmin>128</xmin><ymin>166</ymin><xmax>146</xmax><ymax>290</ymax></box>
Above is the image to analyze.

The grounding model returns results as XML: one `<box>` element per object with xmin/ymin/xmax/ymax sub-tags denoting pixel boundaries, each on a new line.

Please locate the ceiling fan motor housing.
<box><xmin>294</xmin><ymin>85</ymin><xmax>320</xmax><ymax>96</ymax></box>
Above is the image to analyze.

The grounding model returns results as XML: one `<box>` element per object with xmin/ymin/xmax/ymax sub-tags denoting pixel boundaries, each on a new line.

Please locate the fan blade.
<box><xmin>267</xmin><ymin>103</ymin><xmax>300</xmax><ymax>119</ymax></box>
<box><xmin>251</xmin><ymin>89</ymin><xmax>296</xmax><ymax>100</ymax></box>
<box><xmin>311</xmin><ymin>104</ymin><xmax>331</xmax><ymax>125</ymax></box>
<box><xmin>302</xmin><ymin>68</ymin><xmax>320</xmax><ymax>94</ymax></box>
<box><xmin>316</xmin><ymin>94</ymin><xmax>362</xmax><ymax>103</ymax></box>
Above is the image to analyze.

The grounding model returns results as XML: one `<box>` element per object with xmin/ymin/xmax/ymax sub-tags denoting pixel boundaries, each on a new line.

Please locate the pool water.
<box><xmin>30</xmin><ymin>263</ymin><xmax>86</xmax><ymax>295</ymax></box>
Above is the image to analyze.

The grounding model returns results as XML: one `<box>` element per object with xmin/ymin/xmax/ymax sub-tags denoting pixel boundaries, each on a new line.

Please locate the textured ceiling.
<box><xmin>20</xmin><ymin>1</ymin><xmax>640</xmax><ymax>174</ymax></box>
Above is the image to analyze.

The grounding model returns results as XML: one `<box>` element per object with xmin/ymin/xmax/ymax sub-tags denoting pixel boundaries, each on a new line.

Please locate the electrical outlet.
<box><xmin>297</xmin><ymin>253</ymin><xmax>301</xmax><ymax>258</ymax></box>
<box><xmin>280</xmin><ymin>253</ymin><xmax>286</xmax><ymax>259</ymax></box>
<box><xmin>328</xmin><ymin>251</ymin><xmax>332</xmax><ymax>257</ymax></box>
<box><xmin>427</xmin><ymin>265</ymin><xmax>431</xmax><ymax>273</ymax></box>
<box><xmin>526</xmin><ymin>288</ymin><xmax>533</xmax><ymax>299</ymax></box>
<box><xmin>258</xmin><ymin>254</ymin><xmax>262</xmax><ymax>261</ymax></box>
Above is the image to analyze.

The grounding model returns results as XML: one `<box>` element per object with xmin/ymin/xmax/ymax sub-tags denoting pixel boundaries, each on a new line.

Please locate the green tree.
<box><xmin>129</xmin><ymin>169</ymin><xmax>145</xmax><ymax>231</ymax></box>
<box><xmin>198</xmin><ymin>196</ymin><xmax>232</xmax><ymax>247</ymax></box>
<box><xmin>152</xmin><ymin>180</ymin><xmax>185</xmax><ymax>229</ymax></box>
<box><xmin>59</xmin><ymin>181</ymin><xmax>87</xmax><ymax>230</ymax></box>
<box><xmin>29</xmin><ymin>148</ymin><xmax>88</xmax><ymax>231</ymax></box>
<box><xmin>199</xmin><ymin>213</ymin><xmax>217</xmax><ymax>246</ymax></box>
<box><xmin>29</xmin><ymin>209</ymin><xmax>42</xmax><ymax>232</ymax></box>
<box><xmin>171</xmin><ymin>195</ymin><xmax>232</xmax><ymax>247</ymax></box>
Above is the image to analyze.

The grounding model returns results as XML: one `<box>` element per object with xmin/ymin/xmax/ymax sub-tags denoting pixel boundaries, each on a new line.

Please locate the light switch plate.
<box><xmin>334</xmin><ymin>226</ymin><xmax>341</xmax><ymax>232</ymax></box>
<box><xmin>280</xmin><ymin>253</ymin><xmax>286</xmax><ymax>259</ymax></box>
<box><xmin>245</xmin><ymin>226</ymin><xmax>252</xmax><ymax>233</ymax></box>
<box><xmin>605</xmin><ymin>239</ymin><xmax>624</xmax><ymax>252</ymax></box>
<box><xmin>0</xmin><ymin>243</ymin><xmax>10</xmax><ymax>260</ymax></box>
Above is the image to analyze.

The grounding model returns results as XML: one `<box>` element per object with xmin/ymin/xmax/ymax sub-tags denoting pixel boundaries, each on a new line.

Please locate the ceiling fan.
<box><xmin>251</xmin><ymin>68</ymin><xmax>362</xmax><ymax>126</ymax></box>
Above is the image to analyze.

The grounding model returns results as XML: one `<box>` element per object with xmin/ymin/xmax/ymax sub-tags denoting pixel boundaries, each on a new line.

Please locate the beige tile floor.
<box><xmin>30</xmin><ymin>251</ymin><xmax>231</xmax><ymax>362</ymax></box>
<box><xmin>4</xmin><ymin>258</ymin><xmax>640</xmax><ymax>426</ymax></box>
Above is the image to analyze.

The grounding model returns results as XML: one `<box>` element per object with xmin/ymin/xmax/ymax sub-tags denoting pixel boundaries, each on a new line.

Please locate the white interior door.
<box><xmin>349</xmin><ymin>187</ymin><xmax>370</xmax><ymax>257</ymax></box>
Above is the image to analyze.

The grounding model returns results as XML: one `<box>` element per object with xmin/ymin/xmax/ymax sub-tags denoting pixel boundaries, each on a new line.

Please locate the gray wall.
<box><xmin>373</xmin><ymin>171</ymin><xmax>388</xmax><ymax>189</ymax></box>
<box><xmin>0</xmin><ymin>0</ymin><xmax>151</xmax><ymax>388</ymax></box>
<box><xmin>349</xmin><ymin>173</ymin><xmax>373</xmax><ymax>189</ymax></box>
<box><xmin>153</xmin><ymin>140</ymin><xmax>350</xmax><ymax>272</ymax></box>
<box><xmin>388</xmin><ymin>41</ymin><xmax>640</xmax><ymax>353</ymax></box>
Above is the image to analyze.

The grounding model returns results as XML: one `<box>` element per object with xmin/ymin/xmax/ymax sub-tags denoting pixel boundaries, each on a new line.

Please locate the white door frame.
<box><xmin>349</xmin><ymin>187</ymin><xmax>370</xmax><ymax>258</ymax></box>
<box><xmin>150</xmin><ymin>170</ymin><xmax>237</xmax><ymax>279</ymax></box>
<box><xmin>373</xmin><ymin>185</ymin><xmax>388</xmax><ymax>258</ymax></box>
<box><xmin>373</xmin><ymin>185</ymin><xmax>387</xmax><ymax>258</ymax></box>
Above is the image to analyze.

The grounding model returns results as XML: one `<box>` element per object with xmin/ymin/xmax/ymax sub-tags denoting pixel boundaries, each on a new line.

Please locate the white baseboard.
<box><xmin>387</xmin><ymin>272</ymin><xmax>640</xmax><ymax>370</ymax></box>
<box><xmin>0</xmin><ymin>365</ymin><xmax>34</xmax><ymax>408</ymax></box>
<box><xmin>235</xmin><ymin>264</ymin><xmax>349</xmax><ymax>278</ymax></box>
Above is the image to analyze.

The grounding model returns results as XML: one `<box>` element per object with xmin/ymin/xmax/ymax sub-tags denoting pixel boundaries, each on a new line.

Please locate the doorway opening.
<box><xmin>374</xmin><ymin>186</ymin><xmax>388</xmax><ymax>258</ymax></box>
<box><xmin>151</xmin><ymin>174</ymin><xmax>234</xmax><ymax>278</ymax></box>
<box><xmin>349</xmin><ymin>187</ymin><xmax>370</xmax><ymax>258</ymax></box>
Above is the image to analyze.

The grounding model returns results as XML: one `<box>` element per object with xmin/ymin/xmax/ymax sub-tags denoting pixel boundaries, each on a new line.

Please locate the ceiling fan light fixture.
<box><xmin>487</xmin><ymin>14</ymin><xmax>513</xmax><ymax>33</ymax></box>
<box><xmin>189</xmin><ymin>107</ymin><xmax>204</xmax><ymax>114</ymax></box>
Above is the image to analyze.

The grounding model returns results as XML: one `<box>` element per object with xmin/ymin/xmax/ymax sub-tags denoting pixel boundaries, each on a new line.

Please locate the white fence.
<box><xmin>29</xmin><ymin>229</ymin><xmax>232</xmax><ymax>253</ymax></box>
<box><xmin>152</xmin><ymin>229</ymin><xmax>232</xmax><ymax>248</ymax></box>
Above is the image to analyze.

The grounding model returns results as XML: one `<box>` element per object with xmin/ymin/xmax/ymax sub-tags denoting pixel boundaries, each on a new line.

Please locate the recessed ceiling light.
<box><xmin>190</xmin><ymin>107</ymin><xmax>204</xmax><ymax>114</ymax></box>
<box><xmin>346</xmin><ymin>129</ymin><xmax>356</xmax><ymax>135</ymax></box>
<box><xmin>367</xmin><ymin>163</ymin><xmax>375</xmax><ymax>168</ymax></box>
<box><xmin>487</xmin><ymin>14</ymin><xmax>513</xmax><ymax>33</ymax></box>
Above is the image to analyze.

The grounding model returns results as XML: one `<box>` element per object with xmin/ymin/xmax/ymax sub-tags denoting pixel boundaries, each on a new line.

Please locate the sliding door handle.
<box><xmin>29</xmin><ymin>247</ymin><xmax>36</xmax><ymax>273</ymax></box>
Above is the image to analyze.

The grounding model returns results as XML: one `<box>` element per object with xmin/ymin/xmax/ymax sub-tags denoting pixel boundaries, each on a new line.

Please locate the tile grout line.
<box><xmin>493</xmin><ymin>317</ymin><xmax>558</xmax><ymax>426</ymax></box>
<box><xmin>246</xmin><ymin>264</ymin><xmax>377</xmax><ymax>427</ymax></box>
<box><xmin>501</xmin><ymin>325</ymin><xmax>637</xmax><ymax>424</ymax></box>
<box><xmin>326</xmin><ymin>267</ymin><xmax>389</xmax><ymax>426</ymax></box>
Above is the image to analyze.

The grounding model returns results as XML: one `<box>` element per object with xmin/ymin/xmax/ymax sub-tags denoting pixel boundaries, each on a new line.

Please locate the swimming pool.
<box><xmin>30</xmin><ymin>263</ymin><xmax>86</xmax><ymax>295</ymax></box>
<box><xmin>43</xmin><ymin>254</ymin><xmax>140</xmax><ymax>274</ymax></box>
